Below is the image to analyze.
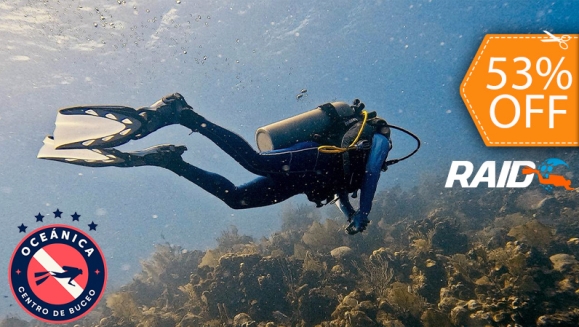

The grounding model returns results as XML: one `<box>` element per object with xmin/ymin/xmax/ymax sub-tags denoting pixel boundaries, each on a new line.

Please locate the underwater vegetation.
<box><xmin>4</xmin><ymin>153</ymin><xmax>579</xmax><ymax>327</ymax></box>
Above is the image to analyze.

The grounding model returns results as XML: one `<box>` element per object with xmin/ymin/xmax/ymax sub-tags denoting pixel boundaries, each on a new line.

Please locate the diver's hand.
<box><xmin>354</xmin><ymin>140</ymin><xmax>371</xmax><ymax>151</ymax></box>
<box><xmin>345</xmin><ymin>211</ymin><xmax>369</xmax><ymax>235</ymax></box>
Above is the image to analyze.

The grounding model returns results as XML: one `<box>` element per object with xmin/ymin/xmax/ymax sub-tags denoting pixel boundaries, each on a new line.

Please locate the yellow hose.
<box><xmin>318</xmin><ymin>110</ymin><xmax>368</xmax><ymax>154</ymax></box>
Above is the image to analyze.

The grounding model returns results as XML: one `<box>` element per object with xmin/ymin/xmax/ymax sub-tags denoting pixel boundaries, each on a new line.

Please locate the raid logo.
<box><xmin>9</xmin><ymin>222</ymin><xmax>106</xmax><ymax>324</ymax></box>
<box><xmin>445</xmin><ymin>158</ymin><xmax>575</xmax><ymax>191</ymax></box>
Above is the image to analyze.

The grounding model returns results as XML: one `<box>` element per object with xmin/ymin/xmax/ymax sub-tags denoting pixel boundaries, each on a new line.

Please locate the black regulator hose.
<box><xmin>382</xmin><ymin>124</ymin><xmax>421</xmax><ymax>170</ymax></box>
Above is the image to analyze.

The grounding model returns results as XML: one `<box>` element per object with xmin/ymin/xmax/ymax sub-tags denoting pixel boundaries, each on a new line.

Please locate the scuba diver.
<box><xmin>38</xmin><ymin>94</ymin><xmax>419</xmax><ymax>234</ymax></box>
<box><xmin>35</xmin><ymin>266</ymin><xmax>83</xmax><ymax>286</ymax></box>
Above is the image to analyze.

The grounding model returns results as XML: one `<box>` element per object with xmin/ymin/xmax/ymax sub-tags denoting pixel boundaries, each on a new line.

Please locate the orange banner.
<box><xmin>461</xmin><ymin>33</ymin><xmax>578</xmax><ymax>146</ymax></box>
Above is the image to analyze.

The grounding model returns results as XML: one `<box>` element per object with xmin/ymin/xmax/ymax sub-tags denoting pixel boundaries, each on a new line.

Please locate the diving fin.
<box><xmin>38</xmin><ymin>137</ymin><xmax>187</xmax><ymax>168</ymax></box>
<box><xmin>37</xmin><ymin>136</ymin><xmax>126</xmax><ymax>167</ymax></box>
<box><xmin>52</xmin><ymin>106</ymin><xmax>146</xmax><ymax>149</ymax></box>
<box><xmin>36</xmin><ymin>276</ymin><xmax>50</xmax><ymax>286</ymax></box>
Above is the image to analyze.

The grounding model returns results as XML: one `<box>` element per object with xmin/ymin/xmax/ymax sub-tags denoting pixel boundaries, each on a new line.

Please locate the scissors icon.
<box><xmin>542</xmin><ymin>30</ymin><xmax>571</xmax><ymax>50</ymax></box>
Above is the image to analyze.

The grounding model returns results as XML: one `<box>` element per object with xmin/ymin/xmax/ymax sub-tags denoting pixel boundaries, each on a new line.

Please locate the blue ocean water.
<box><xmin>0</xmin><ymin>0</ymin><xmax>577</xmax><ymax>319</ymax></box>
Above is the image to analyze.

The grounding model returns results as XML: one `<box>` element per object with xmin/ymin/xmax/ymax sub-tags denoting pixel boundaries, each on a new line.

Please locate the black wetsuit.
<box><xmin>164</xmin><ymin>110</ymin><xmax>380</xmax><ymax>209</ymax></box>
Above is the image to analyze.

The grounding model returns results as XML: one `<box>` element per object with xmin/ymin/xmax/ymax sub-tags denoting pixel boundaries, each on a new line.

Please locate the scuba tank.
<box><xmin>255</xmin><ymin>102</ymin><xmax>355</xmax><ymax>152</ymax></box>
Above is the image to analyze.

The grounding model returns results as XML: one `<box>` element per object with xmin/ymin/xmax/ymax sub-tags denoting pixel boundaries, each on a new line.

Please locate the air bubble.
<box><xmin>176</xmin><ymin>0</ymin><xmax>181</xmax><ymax>3</ymax></box>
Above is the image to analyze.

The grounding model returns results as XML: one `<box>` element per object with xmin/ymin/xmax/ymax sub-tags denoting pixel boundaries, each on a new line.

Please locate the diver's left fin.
<box><xmin>37</xmin><ymin>136</ymin><xmax>126</xmax><ymax>167</ymax></box>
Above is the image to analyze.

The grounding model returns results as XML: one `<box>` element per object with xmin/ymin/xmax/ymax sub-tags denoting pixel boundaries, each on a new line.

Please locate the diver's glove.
<box><xmin>345</xmin><ymin>211</ymin><xmax>369</xmax><ymax>235</ymax></box>
<box><xmin>354</xmin><ymin>140</ymin><xmax>371</xmax><ymax>151</ymax></box>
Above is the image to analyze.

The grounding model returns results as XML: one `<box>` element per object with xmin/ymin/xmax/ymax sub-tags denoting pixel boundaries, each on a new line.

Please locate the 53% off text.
<box><xmin>487</xmin><ymin>56</ymin><xmax>572</xmax><ymax>129</ymax></box>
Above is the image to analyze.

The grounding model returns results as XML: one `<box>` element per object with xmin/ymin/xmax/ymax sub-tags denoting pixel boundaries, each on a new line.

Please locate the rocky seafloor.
<box><xmin>3</xmin><ymin>157</ymin><xmax>579</xmax><ymax>327</ymax></box>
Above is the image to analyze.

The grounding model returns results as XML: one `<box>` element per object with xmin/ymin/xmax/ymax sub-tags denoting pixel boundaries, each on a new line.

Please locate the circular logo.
<box><xmin>8</xmin><ymin>224</ymin><xmax>107</xmax><ymax>323</ymax></box>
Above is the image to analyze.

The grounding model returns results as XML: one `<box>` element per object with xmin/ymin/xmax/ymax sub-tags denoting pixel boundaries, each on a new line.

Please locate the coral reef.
<box><xmin>7</xmin><ymin>156</ymin><xmax>579</xmax><ymax>327</ymax></box>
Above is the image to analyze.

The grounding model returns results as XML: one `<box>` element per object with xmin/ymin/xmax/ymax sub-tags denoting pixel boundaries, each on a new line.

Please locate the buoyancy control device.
<box><xmin>255</xmin><ymin>99</ymin><xmax>421</xmax><ymax>173</ymax></box>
